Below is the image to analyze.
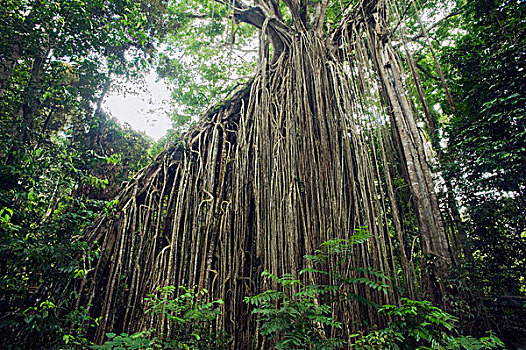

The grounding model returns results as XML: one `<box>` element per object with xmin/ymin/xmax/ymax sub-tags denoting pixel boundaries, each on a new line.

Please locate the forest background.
<box><xmin>0</xmin><ymin>0</ymin><xmax>524</xmax><ymax>349</ymax></box>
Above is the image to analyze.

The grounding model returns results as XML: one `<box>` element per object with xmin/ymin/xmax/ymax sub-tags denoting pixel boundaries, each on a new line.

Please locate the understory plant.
<box><xmin>350</xmin><ymin>298</ymin><xmax>505</xmax><ymax>350</ymax></box>
<box><xmin>244</xmin><ymin>230</ymin><xmax>390</xmax><ymax>349</ymax></box>
<box><xmin>94</xmin><ymin>233</ymin><xmax>504</xmax><ymax>350</ymax></box>
<box><xmin>93</xmin><ymin>286</ymin><xmax>226</xmax><ymax>350</ymax></box>
<box><xmin>245</xmin><ymin>231</ymin><xmax>504</xmax><ymax>350</ymax></box>
<box><xmin>244</xmin><ymin>271</ymin><xmax>345</xmax><ymax>349</ymax></box>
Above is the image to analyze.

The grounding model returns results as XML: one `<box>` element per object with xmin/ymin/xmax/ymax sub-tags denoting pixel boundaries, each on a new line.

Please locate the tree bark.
<box><xmin>366</xmin><ymin>27</ymin><xmax>452</xmax><ymax>304</ymax></box>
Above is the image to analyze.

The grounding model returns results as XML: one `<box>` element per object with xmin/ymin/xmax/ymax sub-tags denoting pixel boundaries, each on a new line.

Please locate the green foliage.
<box><xmin>304</xmin><ymin>229</ymin><xmax>390</xmax><ymax>307</ymax></box>
<box><xmin>145</xmin><ymin>286</ymin><xmax>224</xmax><ymax>345</ymax></box>
<box><xmin>155</xmin><ymin>0</ymin><xmax>257</xmax><ymax>129</ymax></box>
<box><xmin>69</xmin><ymin>112</ymin><xmax>153</xmax><ymax>199</ymax></box>
<box><xmin>436</xmin><ymin>0</ymin><xmax>526</xmax><ymax>341</ymax></box>
<box><xmin>0</xmin><ymin>104</ymin><xmax>152</xmax><ymax>350</ymax></box>
<box><xmin>93</xmin><ymin>331</ymin><xmax>163</xmax><ymax>350</ymax></box>
<box><xmin>445</xmin><ymin>0</ymin><xmax>526</xmax><ymax>197</ymax></box>
<box><xmin>0</xmin><ymin>1</ymin><xmax>175</xmax><ymax>348</ymax></box>
<box><xmin>304</xmin><ymin>227</ymin><xmax>371</xmax><ymax>264</ymax></box>
<box><xmin>244</xmin><ymin>231</ymin><xmax>389</xmax><ymax>349</ymax></box>
<box><xmin>244</xmin><ymin>234</ymin><xmax>503</xmax><ymax>350</ymax></box>
<box><xmin>94</xmin><ymin>286</ymin><xmax>227</xmax><ymax>350</ymax></box>
<box><xmin>0</xmin><ymin>0</ymin><xmax>168</xmax><ymax>134</ymax></box>
<box><xmin>14</xmin><ymin>298</ymin><xmax>100</xmax><ymax>349</ymax></box>
<box><xmin>245</xmin><ymin>271</ymin><xmax>344</xmax><ymax>350</ymax></box>
<box><xmin>350</xmin><ymin>298</ymin><xmax>505</xmax><ymax>350</ymax></box>
<box><xmin>447</xmin><ymin>0</ymin><xmax>526</xmax><ymax>286</ymax></box>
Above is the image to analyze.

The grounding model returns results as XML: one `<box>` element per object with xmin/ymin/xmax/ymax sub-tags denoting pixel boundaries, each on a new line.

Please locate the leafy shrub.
<box><xmin>92</xmin><ymin>331</ymin><xmax>162</xmax><ymax>350</ymax></box>
<box><xmin>245</xmin><ymin>230</ymin><xmax>389</xmax><ymax>349</ymax></box>
<box><xmin>350</xmin><ymin>298</ymin><xmax>505</xmax><ymax>350</ymax></box>
<box><xmin>145</xmin><ymin>286</ymin><xmax>226</xmax><ymax>349</ymax></box>
<box><xmin>94</xmin><ymin>286</ymin><xmax>226</xmax><ymax>350</ymax></box>
<box><xmin>245</xmin><ymin>271</ymin><xmax>344</xmax><ymax>349</ymax></box>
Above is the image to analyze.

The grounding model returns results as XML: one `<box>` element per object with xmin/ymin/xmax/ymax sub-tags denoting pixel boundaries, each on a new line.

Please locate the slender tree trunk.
<box><xmin>367</xmin><ymin>28</ymin><xmax>452</xmax><ymax>304</ymax></box>
<box><xmin>0</xmin><ymin>42</ymin><xmax>20</xmax><ymax>98</ymax></box>
<box><xmin>18</xmin><ymin>50</ymin><xmax>49</xmax><ymax>140</ymax></box>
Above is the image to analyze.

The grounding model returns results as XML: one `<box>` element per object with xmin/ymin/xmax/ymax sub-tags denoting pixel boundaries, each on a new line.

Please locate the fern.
<box><xmin>351</xmin><ymin>299</ymin><xmax>505</xmax><ymax>350</ymax></box>
<box><xmin>244</xmin><ymin>233</ymin><xmax>394</xmax><ymax>349</ymax></box>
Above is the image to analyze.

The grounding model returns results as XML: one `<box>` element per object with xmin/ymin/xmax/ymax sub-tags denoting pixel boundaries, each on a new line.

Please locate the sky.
<box><xmin>103</xmin><ymin>72</ymin><xmax>173</xmax><ymax>140</ymax></box>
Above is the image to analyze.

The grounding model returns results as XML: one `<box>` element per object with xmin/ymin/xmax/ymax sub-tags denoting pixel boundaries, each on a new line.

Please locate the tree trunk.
<box><xmin>370</xmin><ymin>37</ymin><xmax>452</xmax><ymax>304</ymax></box>
<box><xmin>0</xmin><ymin>42</ymin><xmax>20</xmax><ymax>98</ymax></box>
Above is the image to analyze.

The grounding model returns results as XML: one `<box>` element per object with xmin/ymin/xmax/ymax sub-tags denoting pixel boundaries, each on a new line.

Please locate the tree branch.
<box><xmin>232</xmin><ymin>5</ymin><xmax>292</xmax><ymax>59</ymax></box>
<box><xmin>313</xmin><ymin>0</ymin><xmax>331</xmax><ymax>35</ymax></box>
<box><xmin>401</xmin><ymin>6</ymin><xmax>464</xmax><ymax>44</ymax></box>
<box><xmin>415</xmin><ymin>62</ymin><xmax>439</xmax><ymax>81</ymax></box>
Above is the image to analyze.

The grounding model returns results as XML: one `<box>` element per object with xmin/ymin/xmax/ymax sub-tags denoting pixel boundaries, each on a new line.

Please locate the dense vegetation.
<box><xmin>0</xmin><ymin>0</ymin><xmax>524</xmax><ymax>349</ymax></box>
